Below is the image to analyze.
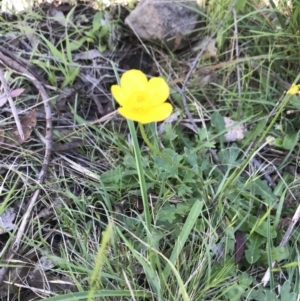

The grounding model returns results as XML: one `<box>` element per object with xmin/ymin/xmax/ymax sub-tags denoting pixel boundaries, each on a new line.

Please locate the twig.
<box><xmin>0</xmin><ymin>69</ymin><xmax>24</xmax><ymax>140</ymax></box>
<box><xmin>261</xmin><ymin>204</ymin><xmax>300</xmax><ymax>286</ymax></box>
<box><xmin>169</xmin><ymin>59</ymin><xmax>291</xmax><ymax>90</ymax></box>
<box><xmin>233</xmin><ymin>8</ymin><xmax>242</xmax><ymax>100</ymax></box>
<box><xmin>180</xmin><ymin>0</ymin><xmax>238</xmax><ymax>132</ymax></box>
<box><xmin>0</xmin><ymin>51</ymin><xmax>53</xmax><ymax>284</ymax></box>
<box><xmin>251</xmin><ymin>158</ymin><xmax>276</xmax><ymax>188</ymax></box>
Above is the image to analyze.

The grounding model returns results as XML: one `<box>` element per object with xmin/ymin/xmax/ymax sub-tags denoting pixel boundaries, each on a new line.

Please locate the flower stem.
<box><xmin>128</xmin><ymin>121</ymin><xmax>152</xmax><ymax>236</ymax></box>
<box><xmin>138</xmin><ymin>123</ymin><xmax>207</xmax><ymax>190</ymax></box>
<box><xmin>139</xmin><ymin>123</ymin><xmax>181</xmax><ymax>167</ymax></box>
<box><xmin>138</xmin><ymin>123</ymin><xmax>161</xmax><ymax>157</ymax></box>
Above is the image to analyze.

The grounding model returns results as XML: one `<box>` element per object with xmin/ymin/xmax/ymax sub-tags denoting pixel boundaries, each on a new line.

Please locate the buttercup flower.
<box><xmin>287</xmin><ymin>84</ymin><xmax>300</xmax><ymax>95</ymax></box>
<box><xmin>111</xmin><ymin>69</ymin><xmax>173</xmax><ymax>124</ymax></box>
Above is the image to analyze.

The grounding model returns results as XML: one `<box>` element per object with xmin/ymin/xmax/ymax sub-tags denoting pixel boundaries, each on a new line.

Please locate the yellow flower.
<box><xmin>287</xmin><ymin>84</ymin><xmax>300</xmax><ymax>95</ymax></box>
<box><xmin>111</xmin><ymin>69</ymin><xmax>173</xmax><ymax>124</ymax></box>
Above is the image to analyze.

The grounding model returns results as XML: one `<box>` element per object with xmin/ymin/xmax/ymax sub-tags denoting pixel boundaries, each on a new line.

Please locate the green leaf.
<box><xmin>40</xmin><ymin>36</ymin><xmax>67</xmax><ymax>64</ymax></box>
<box><xmin>274</xmin><ymin>137</ymin><xmax>284</xmax><ymax>148</ymax></box>
<box><xmin>100</xmin><ymin>168</ymin><xmax>122</xmax><ymax>184</ymax></box>
<box><xmin>273</xmin><ymin>173</ymin><xmax>291</xmax><ymax>197</ymax></box>
<box><xmin>238</xmin><ymin>272</ymin><xmax>253</xmax><ymax>288</ymax></box>
<box><xmin>92</xmin><ymin>12</ymin><xmax>104</xmax><ymax>32</ymax></box>
<box><xmin>260</xmin><ymin>246</ymin><xmax>290</xmax><ymax>264</ymax></box>
<box><xmin>225</xmin><ymin>284</ymin><xmax>245</xmax><ymax>301</ymax></box>
<box><xmin>289</xmin><ymin>95</ymin><xmax>300</xmax><ymax>109</ymax></box>
<box><xmin>280</xmin><ymin>280</ymin><xmax>297</xmax><ymax>301</ymax></box>
<box><xmin>176</xmin><ymin>200</ymin><xmax>194</xmax><ymax>216</ymax></box>
<box><xmin>163</xmin><ymin>123</ymin><xmax>178</xmax><ymax>141</ymax></box>
<box><xmin>282</xmin><ymin>131</ymin><xmax>300</xmax><ymax>150</ymax></box>
<box><xmin>246</xmin><ymin>288</ymin><xmax>267</xmax><ymax>300</ymax></box>
<box><xmin>69</xmin><ymin>37</ymin><xmax>86</xmax><ymax>51</ymax></box>
<box><xmin>271</xmin><ymin>246</ymin><xmax>289</xmax><ymax>261</ymax></box>
<box><xmin>157</xmin><ymin>202</ymin><xmax>177</xmax><ymax>223</ymax></box>
<box><xmin>176</xmin><ymin>183</ymin><xmax>193</xmax><ymax>197</ymax></box>
<box><xmin>228</xmin><ymin>208</ymin><xmax>277</xmax><ymax>238</ymax></box>
<box><xmin>243</xmin><ymin>119</ymin><xmax>267</xmax><ymax>147</ymax></box>
<box><xmin>245</xmin><ymin>233</ymin><xmax>264</xmax><ymax>264</ymax></box>
<box><xmin>61</xmin><ymin>66</ymin><xmax>80</xmax><ymax>88</ymax></box>
<box><xmin>245</xmin><ymin>179</ymin><xmax>275</xmax><ymax>204</ymax></box>
<box><xmin>264</xmin><ymin>290</ymin><xmax>278</xmax><ymax>301</ymax></box>
<box><xmin>218</xmin><ymin>145</ymin><xmax>241</xmax><ymax>168</ymax></box>
<box><xmin>123</xmin><ymin>154</ymin><xmax>147</xmax><ymax>169</ymax></box>
<box><xmin>153</xmin><ymin>148</ymin><xmax>179</xmax><ymax>179</ymax></box>
<box><xmin>251</xmin><ymin>218</ymin><xmax>277</xmax><ymax>238</ymax></box>
<box><xmin>42</xmin><ymin>290</ymin><xmax>151</xmax><ymax>301</ymax></box>
<box><xmin>98</xmin><ymin>44</ymin><xmax>107</xmax><ymax>53</ymax></box>
<box><xmin>235</xmin><ymin>0</ymin><xmax>246</xmax><ymax>11</ymax></box>
<box><xmin>163</xmin><ymin>200</ymin><xmax>204</xmax><ymax>280</ymax></box>
<box><xmin>183</xmin><ymin>147</ymin><xmax>199</xmax><ymax>167</ymax></box>
<box><xmin>116</xmin><ymin>228</ymin><xmax>162</xmax><ymax>299</ymax></box>
<box><xmin>211</xmin><ymin>112</ymin><xmax>226</xmax><ymax>139</ymax></box>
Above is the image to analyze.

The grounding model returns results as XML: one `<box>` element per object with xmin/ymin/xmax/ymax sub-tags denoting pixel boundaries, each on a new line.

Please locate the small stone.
<box><xmin>125</xmin><ymin>0</ymin><xmax>206</xmax><ymax>50</ymax></box>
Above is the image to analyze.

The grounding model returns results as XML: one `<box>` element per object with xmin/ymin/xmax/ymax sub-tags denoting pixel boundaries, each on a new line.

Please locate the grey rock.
<box><xmin>125</xmin><ymin>0</ymin><xmax>205</xmax><ymax>50</ymax></box>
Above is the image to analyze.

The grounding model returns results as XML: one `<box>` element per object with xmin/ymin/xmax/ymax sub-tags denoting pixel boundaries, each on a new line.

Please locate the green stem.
<box><xmin>139</xmin><ymin>123</ymin><xmax>187</xmax><ymax>170</ymax></box>
<box><xmin>138</xmin><ymin>123</ymin><xmax>161</xmax><ymax>157</ymax></box>
<box><xmin>128</xmin><ymin>120</ymin><xmax>152</xmax><ymax>237</ymax></box>
<box><xmin>128</xmin><ymin>121</ymin><xmax>157</xmax><ymax>272</ymax></box>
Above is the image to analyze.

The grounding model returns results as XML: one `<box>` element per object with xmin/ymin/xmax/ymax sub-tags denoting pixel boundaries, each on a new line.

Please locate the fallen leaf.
<box><xmin>224</xmin><ymin>117</ymin><xmax>247</xmax><ymax>142</ymax></box>
<box><xmin>48</xmin><ymin>7</ymin><xmax>68</xmax><ymax>27</ymax></box>
<box><xmin>192</xmin><ymin>36</ymin><xmax>217</xmax><ymax>58</ymax></box>
<box><xmin>0</xmin><ymin>130</ymin><xmax>4</xmax><ymax>145</ymax></box>
<box><xmin>0</xmin><ymin>96</ymin><xmax>7</xmax><ymax>107</ymax></box>
<box><xmin>235</xmin><ymin>230</ymin><xmax>245</xmax><ymax>263</ymax></box>
<box><xmin>158</xmin><ymin>112</ymin><xmax>180</xmax><ymax>135</ymax></box>
<box><xmin>0</xmin><ymin>88</ymin><xmax>25</xmax><ymax>108</ymax></box>
<box><xmin>19</xmin><ymin>21</ymin><xmax>39</xmax><ymax>48</ymax></box>
<box><xmin>73</xmin><ymin>49</ymin><xmax>103</xmax><ymax>61</ymax></box>
<box><xmin>9</xmin><ymin>251</ymin><xmax>76</xmax><ymax>297</ymax></box>
<box><xmin>1</xmin><ymin>0</ymin><xmax>33</xmax><ymax>13</ymax></box>
<box><xmin>34</xmin><ymin>255</ymin><xmax>55</xmax><ymax>272</ymax></box>
<box><xmin>7</xmin><ymin>110</ymin><xmax>37</xmax><ymax>145</ymax></box>
<box><xmin>0</xmin><ymin>208</ymin><xmax>15</xmax><ymax>234</ymax></box>
<box><xmin>10</xmin><ymin>88</ymin><xmax>25</xmax><ymax>98</ymax></box>
<box><xmin>199</xmin><ymin>74</ymin><xmax>211</xmax><ymax>86</ymax></box>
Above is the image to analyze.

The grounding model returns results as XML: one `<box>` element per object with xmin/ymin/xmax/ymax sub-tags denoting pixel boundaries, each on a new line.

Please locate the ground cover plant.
<box><xmin>0</xmin><ymin>0</ymin><xmax>300</xmax><ymax>300</ymax></box>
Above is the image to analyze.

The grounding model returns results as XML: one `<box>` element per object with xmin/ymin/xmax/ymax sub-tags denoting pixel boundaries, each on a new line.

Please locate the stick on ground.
<box><xmin>0</xmin><ymin>50</ymin><xmax>53</xmax><ymax>284</ymax></box>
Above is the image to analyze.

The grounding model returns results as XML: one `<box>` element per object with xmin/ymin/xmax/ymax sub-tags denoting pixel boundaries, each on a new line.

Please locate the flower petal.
<box><xmin>142</xmin><ymin>103</ymin><xmax>173</xmax><ymax>123</ymax></box>
<box><xmin>120</xmin><ymin>69</ymin><xmax>148</xmax><ymax>94</ymax></box>
<box><xmin>111</xmin><ymin>85</ymin><xmax>128</xmax><ymax>106</ymax></box>
<box><xmin>287</xmin><ymin>84</ymin><xmax>300</xmax><ymax>95</ymax></box>
<box><xmin>118</xmin><ymin>107</ymin><xmax>144</xmax><ymax>123</ymax></box>
<box><xmin>147</xmin><ymin>77</ymin><xmax>170</xmax><ymax>105</ymax></box>
<box><xmin>118</xmin><ymin>103</ymin><xmax>173</xmax><ymax>124</ymax></box>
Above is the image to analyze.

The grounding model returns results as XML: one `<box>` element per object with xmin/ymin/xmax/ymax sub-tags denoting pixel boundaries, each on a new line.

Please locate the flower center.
<box><xmin>131</xmin><ymin>91</ymin><xmax>148</xmax><ymax>109</ymax></box>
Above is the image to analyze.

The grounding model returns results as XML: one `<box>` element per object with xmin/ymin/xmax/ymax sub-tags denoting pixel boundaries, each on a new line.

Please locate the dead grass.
<box><xmin>0</xmin><ymin>1</ymin><xmax>300</xmax><ymax>300</ymax></box>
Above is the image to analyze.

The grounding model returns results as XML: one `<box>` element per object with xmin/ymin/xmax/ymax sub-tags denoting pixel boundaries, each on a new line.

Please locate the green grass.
<box><xmin>1</xmin><ymin>0</ymin><xmax>300</xmax><ymax>300</ymax></box>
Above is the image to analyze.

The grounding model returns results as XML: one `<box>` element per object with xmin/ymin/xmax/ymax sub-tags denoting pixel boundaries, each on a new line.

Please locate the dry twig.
<box><xmin>233</xmin><ymin>8</ymin><xmax>242</xmax><ymax>100</ymax></box>
<box><xmin>180</xmin><ymin>0</ymin><xmax>238</xmax><ymax>132</ymax></box>
<box><xmin>0</xmin><ymin>51</ymin><xmax>53</xmax><ymax>284</ymax></box>
<box><xmin>0</xmin><ymin>69</ymin><xmax>24</xmax><ymax>140</ymax></box>
<box><xmin>261</xmin><ymin>204</ymin><xmax>300</xmax><ymax>286</ymax></box>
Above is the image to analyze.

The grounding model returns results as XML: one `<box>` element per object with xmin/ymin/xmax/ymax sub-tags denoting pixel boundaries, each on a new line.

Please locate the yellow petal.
<box><xmin>111</xmin><ymin>85</ymin><xmax>128</xmax><ymax>106</ymax></box>
<box><xmin>118</xmin><ymin>103</ymin><xmax>173</xmax><ymax>124</ymax></box>
<box><xmin>120</xmin><ymin>69</ymin><xmax>148</xmax><ymax>94</ymax></box>
<box><xmin>287</xmin><ymin>84</ymin><xmax>300</xmax><ymax>95</ymax></box>
<box><xmin>118</xmin><ymin>107</ymin><xmax>144</xmax><ymax>123</ymax></box>
<box><xmin>147</xmin><ymin>77</ymin><xmax>170</xmax><ymax>105</ymax></box>
<box><xmin>141</xmin><ymin>103</ymin><xmax>173</xmax><ymax>124</ymax></box>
